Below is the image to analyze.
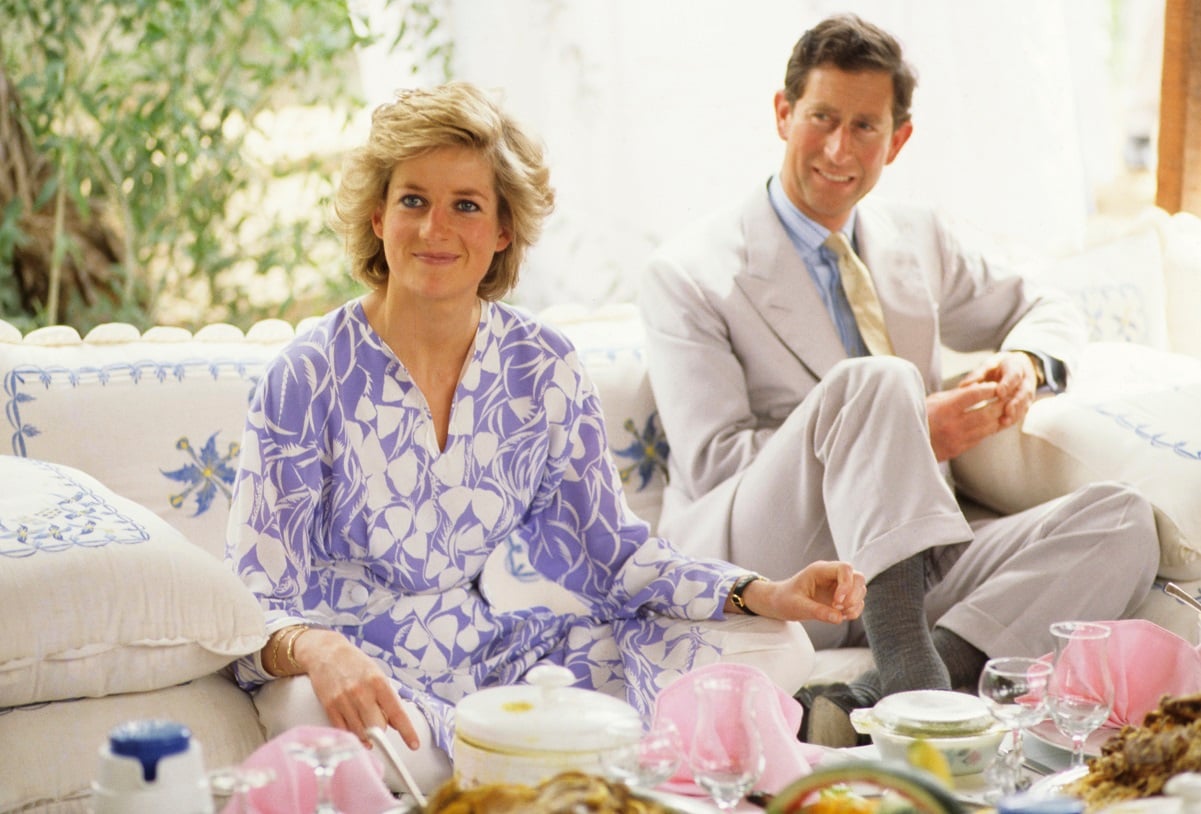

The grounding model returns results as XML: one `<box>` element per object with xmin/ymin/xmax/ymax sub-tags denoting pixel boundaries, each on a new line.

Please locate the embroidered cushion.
<box><xmin>0</xmin><ymin>320</ymin><xmax>295</xmax><ymax>560</ymax></box>
<box><xmin>952</xmin><ymin>342</ymin><xmax>1201</xmax><ymax>580</ymax></box>
<box><xmin>1018</xmin><ymin>224</ymin><xmax>1169</xmax><ymax>348</ymax></box>
<box><xmin>0</xmin><ymin>455</ymin><xmax>266</xmax><ymax>706</ymax></box>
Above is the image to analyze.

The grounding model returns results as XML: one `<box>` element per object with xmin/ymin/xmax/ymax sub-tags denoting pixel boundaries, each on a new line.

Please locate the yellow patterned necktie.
<box><xmin>824</xmin><ymin>231</ymin><xmax>895</xmax><ymax>356</ymax></box>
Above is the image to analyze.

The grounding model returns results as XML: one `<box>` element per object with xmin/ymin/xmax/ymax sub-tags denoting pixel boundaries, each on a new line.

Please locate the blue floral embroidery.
<box><xmin>1090</xmin><ymin>403</ymin><xmax>1201</xmax><ymax>461</ymax></box>
<box><xmin>0</xmin><ymin>460</ymin><xmax>150</xmax><ymax>557</ymax></box>
<box><xmin>613</xmin><ymin>412</ymin><xmax>669</xmax><ymax>490</ymax></box>
<box><xmin>162</xmin><ymin>433</ymin><xmax>241</xmax><ymax>516</ymax></box>
<box><xmin>1075</xmin><ymin>286</ymin><xmax>1150</xmax><ymax>344</ymax></box>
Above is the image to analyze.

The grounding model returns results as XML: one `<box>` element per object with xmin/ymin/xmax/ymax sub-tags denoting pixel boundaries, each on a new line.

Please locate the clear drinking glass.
<box><xmin>601</xmin><ymin>716</ymin><xmax>683</xmax><ymax>791</ymax></box>
<box><xmin>688</xmin><ymin>675</ymin><xmax>765</xmax><ymax>812</ymax></box>
<box><xmin>1046</xmin><ymin>621</ymin><xmax>1114</xmax><ymax>769</ymax></box>
<box><xmin>978</xmin><ymin>656</ymin><xmax>1051</xmax><ymax>796</ymax></box>
<box><xmin>208</xmin><ymin>766</ymin><xmax>275</xmax><ymax>814</ymax></box>
<box><xmin>285</xmin><ymin>732</ymin><xmax>360</xmax><ymax>814</ymax></box>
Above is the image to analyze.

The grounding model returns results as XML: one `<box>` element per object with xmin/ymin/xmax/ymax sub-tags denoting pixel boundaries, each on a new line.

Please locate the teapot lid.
<box><xmin>455</xmin><ymin>665</ymin><xmax>640</xmax><ymax>752</ymax></box>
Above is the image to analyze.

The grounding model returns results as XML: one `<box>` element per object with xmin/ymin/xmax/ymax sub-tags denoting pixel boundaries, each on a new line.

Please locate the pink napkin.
<box><xmin>1041</xmin><ymin>619</ymin><xmax>1201</xmax><ymax>728</ymax></box>
<box><xmin>222</xmin><ymin>725</ymin><xmax>397</xmax><ymax>814</ymax></box>
<box><xmin>653</xmin><ymin>663</ymin><xmax>821</xmax><ymax>795</ymax></box>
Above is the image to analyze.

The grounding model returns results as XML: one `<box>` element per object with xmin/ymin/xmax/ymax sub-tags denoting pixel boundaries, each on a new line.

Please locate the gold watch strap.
<box><xmin>730</xmin><ymin>573</ymin><xmax>766</xmax><ymax>616</ymax></box>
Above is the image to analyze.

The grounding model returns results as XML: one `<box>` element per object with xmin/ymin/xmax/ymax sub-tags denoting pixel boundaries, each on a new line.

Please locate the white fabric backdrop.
<box><xmin>355</xmin><ymin>0</ymin><xmax>1147</xmax><ymax>311</ymax></box>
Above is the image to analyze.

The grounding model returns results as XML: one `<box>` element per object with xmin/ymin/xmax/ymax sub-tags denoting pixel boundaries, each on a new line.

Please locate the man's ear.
<box><xmin>885</xmin><ymin>120</ymin><xmax>913</xmax><ymax>165</ymax></box>
<box><xmin>773</xmin><ymin>90</ymin><xmax>794</xmax><ymax>141</ymax></box>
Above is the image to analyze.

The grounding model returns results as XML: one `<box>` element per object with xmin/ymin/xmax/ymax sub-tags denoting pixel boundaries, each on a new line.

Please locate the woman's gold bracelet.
<box><xmin>283</xmin><ymin>625</ymin><xmax>310</xmax><ymax>674</ymax></box>
<box><xmin>267</xmin><ymin>624</ymin><xmax>309</xmax><ymax>676</ymax></box>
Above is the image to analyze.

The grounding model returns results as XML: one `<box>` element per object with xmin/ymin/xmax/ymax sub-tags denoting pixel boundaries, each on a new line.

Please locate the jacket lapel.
<box><xmin>733</xmin><ymin>187</ymin><xmax>849</xmax><ymax>381</ymax></box>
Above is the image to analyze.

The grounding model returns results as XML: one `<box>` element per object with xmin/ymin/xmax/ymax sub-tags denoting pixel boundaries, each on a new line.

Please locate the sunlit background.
<box><xmin>0</xmin><ymin>0</ymin><xmax>1166</xmax><ymax>330</ymax></box>
<box><xmin>344</xmin><ymin>0</ymin><xmax>1166</xmax><ymax>314</ymax></box>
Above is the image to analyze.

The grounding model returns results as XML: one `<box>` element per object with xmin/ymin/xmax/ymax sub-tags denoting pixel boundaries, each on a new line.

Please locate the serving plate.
<box><xmin>1026</xmin><ymin>764</ymin><xmax>1088</xmax><ymax>799</ymax></box>
<box><xmin>639</xmin><ymin>788</ymin><xmax>723</xmax><ymax>813</ymax></box>
<box><xmin>1027</xmin><ymin>720</ymin><xmax>1120</xmax><ymax>760</ymax></box>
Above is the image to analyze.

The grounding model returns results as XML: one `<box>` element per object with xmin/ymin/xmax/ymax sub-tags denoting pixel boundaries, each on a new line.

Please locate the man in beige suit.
<box><xmin>640</xmin><ymin>13</ymin><xmax>1160</xmax><ymax>746</ymax></box>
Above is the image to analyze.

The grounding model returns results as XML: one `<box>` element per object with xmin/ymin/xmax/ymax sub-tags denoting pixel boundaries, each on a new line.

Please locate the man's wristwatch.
<box><xmin>729</xmin><ymin>573</ymin><xmax>766</xmax><ymax>616</ymax></box>
<box><xmin>1018</xmin><ymin>350</ymin><xmax>1067</xmax><ymax>395</ymax></box>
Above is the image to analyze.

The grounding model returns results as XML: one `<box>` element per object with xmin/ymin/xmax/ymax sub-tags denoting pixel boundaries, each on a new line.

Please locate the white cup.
<box><xmin>91</xmin><ymin>720</ymin><xmax>213</xmax><ymax>814</ymax></box>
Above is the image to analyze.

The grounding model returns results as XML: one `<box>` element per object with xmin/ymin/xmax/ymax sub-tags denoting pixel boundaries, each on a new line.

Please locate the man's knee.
<box><xmin>1065</xmin><ymin>481</ymin><xmax>1159</xmax><ymax>578</ymax></box>
<box><xmin>822</xmin><ymin>356</ymin><xmax>926</xmax><ymax>408</ymax></box>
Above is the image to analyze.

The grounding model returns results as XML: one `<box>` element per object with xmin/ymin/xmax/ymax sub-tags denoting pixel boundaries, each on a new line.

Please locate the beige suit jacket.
<box><xmin>640</xmin><ymin>183</ymin><xmax>1086</xmax><ymax>560</ymax></box>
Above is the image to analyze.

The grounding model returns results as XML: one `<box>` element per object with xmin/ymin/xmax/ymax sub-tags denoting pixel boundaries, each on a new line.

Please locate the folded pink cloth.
<box><xmin>653</xmin><ymin>662</ymin><xmax>821</xmax><ymax>795</ymax></box>
<box><xmin>1041</xmin><ymin>619</ymin><xmax>1201</xmax><ymax>728</ymax></box>
<box><xmin>222</xmin><ymin>725</ymin><xmax>397</xmax><ymax>814</ymax></box>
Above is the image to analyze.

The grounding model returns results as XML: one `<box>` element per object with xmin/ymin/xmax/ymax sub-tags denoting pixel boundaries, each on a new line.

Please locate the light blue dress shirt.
<box><xmin>767</xmin><ymin>175</ymin><xmax>869</xmax><ymax>358</ymax></box>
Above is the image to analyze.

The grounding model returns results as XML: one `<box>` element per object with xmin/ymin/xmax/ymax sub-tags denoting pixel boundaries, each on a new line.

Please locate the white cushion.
<box><xmin>952</xmin><ymin>342</ymin><xmax>1201</xmax><ymax>580</ymax></box>
<box><xmin>1135</xmin><ymin>579</ymin><xmax>1201</xmax><ymax>645</ymax></box>
<box><xmin>0</xmin><ymin>320</ymin><xmax>290</xmax><ymax>560</ymax></box>
<box><xmin>1019</xmin><ymin>226</ymin><xmax>1169</xmax><ymax>349</ymax></box>
<box><xmin>0</xmin><ymin>673</ymin><xmax>265</xmax><ymax>813</ymax></box>
<box><xmin>0</xmin><ymin>456</ymin><xmax>266</xmax><ymax>707</ymax></box>
<box><xmin>1159</xmin><ymin>210</ymin><xmax>1201</xmax><ymax>357</ymax></box>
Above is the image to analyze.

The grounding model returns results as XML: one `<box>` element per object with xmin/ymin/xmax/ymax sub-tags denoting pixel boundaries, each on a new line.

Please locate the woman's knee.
<box><xmin>252</xmin><ymin>677</ymin><xmax>452</xmax><ymax>794</ymax></box>
<box><xmin>253</xmin><ymin>676</ymin><xmax>332</xmax><ymax>738</ymax></box>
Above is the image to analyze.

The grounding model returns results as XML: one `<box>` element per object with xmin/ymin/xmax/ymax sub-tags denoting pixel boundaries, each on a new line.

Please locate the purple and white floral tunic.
<box><xmin>226</xmin><ymin>299</ymin><xmax>743</xmax><ymax>752</ymax></box>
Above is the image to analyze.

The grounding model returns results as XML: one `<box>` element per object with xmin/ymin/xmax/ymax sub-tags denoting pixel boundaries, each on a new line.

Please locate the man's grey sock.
<box><xmin>932</xmin><ymin>626</ymin><xmax>988</xmax><ymax>692</ymax></box>
<box><xmin>861</xmin><ymin>553</ymin><xmax>951</xmax><ymax>695</ymax></box>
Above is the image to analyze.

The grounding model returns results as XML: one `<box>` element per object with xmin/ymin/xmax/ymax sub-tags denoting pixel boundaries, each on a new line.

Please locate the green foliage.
<box><xmin>0</xmin><ymin>0</ymin><xmax>450</xmax><ymax>333</ymax></box>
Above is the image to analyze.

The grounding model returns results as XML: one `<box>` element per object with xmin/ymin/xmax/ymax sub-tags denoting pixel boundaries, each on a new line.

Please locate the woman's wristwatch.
<box><xmin>729</xmin><ymin>573</ymin><xmax>767</xmax><ymax>616</ymax></box>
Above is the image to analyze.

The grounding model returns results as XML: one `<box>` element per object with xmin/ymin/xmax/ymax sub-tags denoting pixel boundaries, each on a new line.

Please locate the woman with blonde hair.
<box><xmin>226</xmin><ymin>81</ymin><xmax>865</xmax><ymax>792</ymax></box>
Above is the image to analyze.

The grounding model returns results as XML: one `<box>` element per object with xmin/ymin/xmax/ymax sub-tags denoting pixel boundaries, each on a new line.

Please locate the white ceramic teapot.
<box><xmin>453</xmin><ymin>664</ymin><xmax>642</xmax><ymax>789</ymax></box>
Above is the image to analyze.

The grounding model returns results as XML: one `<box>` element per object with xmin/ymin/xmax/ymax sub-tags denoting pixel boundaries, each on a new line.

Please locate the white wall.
<box><xmin>356</xmin><ymin>0</ymin><xmax>1155</xmax><ymax>311</ymax></box>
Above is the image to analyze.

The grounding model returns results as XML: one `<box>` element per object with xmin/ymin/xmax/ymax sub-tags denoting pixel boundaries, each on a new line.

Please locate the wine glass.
<box><xmin>978</xmin><ymin>656</ymin><xmax>1051</xmax><ymax>797</ymax></box>
<box><xmin>208</xmin><ymin>766</ymin><xmax>275</xmax><ymax>814</ymax></box>
<box><xmin>601</xmin><ymin>716</ymin><xmax>683</xmax><ymax>791</ymax></box>
<box><xmin>1046</xmin><ymin>621</ymin><xmax>1114</xmax><ymax>769</ymax></box>
<box><xmin>688</xmin><ymin>675</ymin><xmax>765</xmax><ymax>812</ymax></box>
<box><xmin>285</xmin><ymin>732</ymin><xmax>361</xmax><ymax>814</ymax></box>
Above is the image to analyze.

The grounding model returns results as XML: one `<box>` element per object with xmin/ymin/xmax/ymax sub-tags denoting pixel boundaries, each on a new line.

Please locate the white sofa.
<box><xmin>3</xmin><ymin>207</ymin><xmax>1201</xmax><ymax>812</ymax></box>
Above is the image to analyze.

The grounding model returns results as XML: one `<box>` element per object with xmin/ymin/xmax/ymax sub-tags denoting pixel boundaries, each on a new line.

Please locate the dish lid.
<box><xmin>871</xmin><ymin>690</ymin><xmax>995</xmax><ymax>737</ymax></box>
<box><xmin>455</xmin><ymin>665</ymin><xmax>640</xmax><ymax>753</ymax></box>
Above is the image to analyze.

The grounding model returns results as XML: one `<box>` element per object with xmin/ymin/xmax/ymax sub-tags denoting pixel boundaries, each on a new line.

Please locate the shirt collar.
<box><xmin>767</xmin><ymin>174</ymin><xmax>859</xmax><ymax>252</ymax></box>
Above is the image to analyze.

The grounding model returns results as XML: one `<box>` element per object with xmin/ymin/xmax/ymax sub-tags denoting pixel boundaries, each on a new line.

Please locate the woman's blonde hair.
<box><xmin>332</xmin><ymin>82</ymin><xmax>555</xmax><ymax>300</ymax></box>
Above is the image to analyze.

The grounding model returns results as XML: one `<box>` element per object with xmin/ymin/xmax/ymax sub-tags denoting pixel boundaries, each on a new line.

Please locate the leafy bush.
<box><xmin>1</xmin><ymin>0</ymin><xmax>382</xmax><ymax>333</ymax></box>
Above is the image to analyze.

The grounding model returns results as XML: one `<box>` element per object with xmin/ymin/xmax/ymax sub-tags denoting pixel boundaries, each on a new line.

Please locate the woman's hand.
<box><xmin>727</xmin><ymin>561</ymin><xmax>866</xmax><ymax>624</ymax></box>
<box><xmin>289</xmin><ymin>628</ymin><xmax>421</xmax><ymax>751</ymax></box>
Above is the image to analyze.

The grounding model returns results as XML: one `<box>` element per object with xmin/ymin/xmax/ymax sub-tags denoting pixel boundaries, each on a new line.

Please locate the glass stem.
<box><xmin>1071</xmin><ymin>736</ymin><xmax>1086</xmax><ymax>769</ymax></box>
<box><xmin>315</xmin><ymin>766</ymin><xmax>336</xmax><ymax>813</ymax></box>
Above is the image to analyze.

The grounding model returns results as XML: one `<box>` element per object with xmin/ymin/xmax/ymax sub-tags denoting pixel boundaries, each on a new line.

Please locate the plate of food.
<box><xmin>408</xmin><ymin>771</ymin><xmax>722</xmax><ymax>813</ymax></box>
<box><xmin>1027</xmin><ymin>693</ymin><xmax>1201</xmax><ymax>812</ymax></box>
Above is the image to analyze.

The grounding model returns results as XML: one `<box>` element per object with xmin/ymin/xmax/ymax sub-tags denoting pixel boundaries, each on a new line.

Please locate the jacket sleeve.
<box><xmin>923</xmin><ymin>210</ymin><xmax>1086</xmax><ymax>379</ymax></box>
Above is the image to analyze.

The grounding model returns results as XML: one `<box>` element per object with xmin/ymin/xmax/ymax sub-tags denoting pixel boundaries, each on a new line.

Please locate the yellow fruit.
<box><xmin>797</xmin><ymin>784</ymin><xmax>876</xmax><ymax>814</ymax></box>
<box><xmin>906</xmin><ymin>739</ymin><xmax>953</xmax><ymax>788</ymax></box>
